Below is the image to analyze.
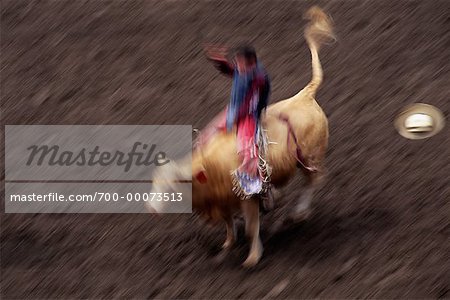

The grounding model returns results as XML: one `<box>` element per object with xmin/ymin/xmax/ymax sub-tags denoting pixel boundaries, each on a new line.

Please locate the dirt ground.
<box><xmin>1</xmin><ymin>0</ymin><xmax>449</xmax><ymax>298</ymax></box>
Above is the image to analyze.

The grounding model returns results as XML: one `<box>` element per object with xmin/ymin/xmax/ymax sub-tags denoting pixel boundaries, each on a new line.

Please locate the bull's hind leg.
<box><xmin>242</xmin><ymin>198</ymin><xmax>263</xmax><ymax>268</ymax></box>
<box><xmin>290</xmin><ymin>169</ymin><xmax>324</xmax><ymax>222</ymax></box>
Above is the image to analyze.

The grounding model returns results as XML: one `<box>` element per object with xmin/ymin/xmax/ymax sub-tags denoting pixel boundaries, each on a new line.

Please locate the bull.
<box><xmin>147</xmin><ymin>6</ymin><xmax>335</xmax><ymax>267</ymax></box>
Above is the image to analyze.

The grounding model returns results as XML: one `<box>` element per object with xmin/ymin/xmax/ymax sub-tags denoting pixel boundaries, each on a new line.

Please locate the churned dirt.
<box><xmin>1</xmin><ymin>0</ymin><xmax>449</xmax><ymax>298</ymax></box>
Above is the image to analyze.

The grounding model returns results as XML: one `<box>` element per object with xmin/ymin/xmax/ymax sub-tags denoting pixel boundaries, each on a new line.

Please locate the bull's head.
<box><xmin>147</xmin><ymin>128</ymin><xmax>210</xmax><ymax>214</ymax></box>
<box><xmin>146</xmin><ymin>157</ymin><xmax>208</xmax><ymax>214</ymax></box>
<box><xmin>146</xmin><ymin>159</ymin><xmax>187</xmax><ymax>213</ymax></box>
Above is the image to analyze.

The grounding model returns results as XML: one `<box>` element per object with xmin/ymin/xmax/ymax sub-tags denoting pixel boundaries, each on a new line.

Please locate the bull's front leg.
<box><xmin>222</xmin><ymin>216</ymin><xmax>236</xmax><ymax>250</ymax></box>
<box><xmin>242</xmin><ymin>198</ymin><xmax>263</xmax><ymax>268</ymax></box>
<box><xmin>213</xmin><ymin>215</ymin><xmax>236</xmax><ymax>264</ymax></box>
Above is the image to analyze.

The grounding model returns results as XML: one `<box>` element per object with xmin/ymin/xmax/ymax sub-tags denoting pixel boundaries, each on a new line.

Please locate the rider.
<box><xmin>204</xmin><ymin>44</ymin><xmax>271</xmax><ymax>201</ymax></box>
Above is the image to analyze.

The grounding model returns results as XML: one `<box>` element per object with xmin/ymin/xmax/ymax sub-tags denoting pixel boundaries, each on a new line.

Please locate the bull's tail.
<box><xmin>302</xmin><ymin>6</ymin><xmax>335</xmax><ymax>98</ymax></box>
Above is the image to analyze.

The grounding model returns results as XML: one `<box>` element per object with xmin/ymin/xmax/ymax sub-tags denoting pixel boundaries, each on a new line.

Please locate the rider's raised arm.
<box><xmin>207</xmin><ymin>57</ymin><xmax>234</xmax><ymax>77</ymax></box>
<box><xmin>204</xmin><ymin>45</ymin><xmax>235</xmax><ymax>77</ymax></box>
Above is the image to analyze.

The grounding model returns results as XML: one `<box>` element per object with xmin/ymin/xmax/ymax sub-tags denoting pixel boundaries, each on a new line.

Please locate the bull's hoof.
<box><xmin>289</xmin><ymin>208</ymin><xmax>312</xmax><ymax>223</ymax></box>
<box><xmin>222</xmin><ymin>239</ymin><xmax>234</xmax><ymax>250</ymax></box>
<box><xmin>242</xmin><ymin>241</ymin><xmax>263</xmax><ymax>268</ymax></box>
<box><xmin>242</xmin><ymin>255</ymin><xmax>261</xmax><ymax>268</ymax></box>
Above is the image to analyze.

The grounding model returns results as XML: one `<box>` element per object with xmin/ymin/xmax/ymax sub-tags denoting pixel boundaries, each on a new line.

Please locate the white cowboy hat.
<box><xmin>395</xmin><ymin>103</ymin><xmax>445</xmax><ymax>140</ymax></box>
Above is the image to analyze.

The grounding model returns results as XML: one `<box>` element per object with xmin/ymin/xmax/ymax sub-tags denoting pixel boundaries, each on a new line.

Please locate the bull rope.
<box><xmin>277</xmin><ymin>113</ymin><xmax>319</xmax><ymax>173</ymax></box>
